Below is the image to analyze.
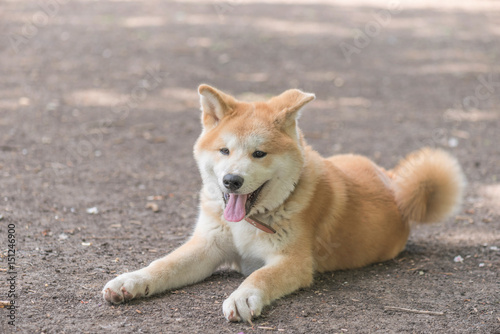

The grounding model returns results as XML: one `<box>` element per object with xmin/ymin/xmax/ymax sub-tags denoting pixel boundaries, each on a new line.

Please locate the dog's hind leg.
<box><xmin>102</xmin><ymin>214</ymin><xmax>233</xmax><ymax>304</ymax></box>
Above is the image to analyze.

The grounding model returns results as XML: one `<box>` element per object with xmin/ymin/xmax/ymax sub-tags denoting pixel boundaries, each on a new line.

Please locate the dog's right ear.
<box><xmin>198</xmin><ymin>85</ymin><xmax>234</xmax><ymax>129</ymax></box>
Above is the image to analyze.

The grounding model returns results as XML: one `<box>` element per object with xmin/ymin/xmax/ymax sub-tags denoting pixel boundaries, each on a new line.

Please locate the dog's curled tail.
<box><xmin>392</xmin><ymin>148</ymin><xmax>466</xmax><ymax>224</ymax></box>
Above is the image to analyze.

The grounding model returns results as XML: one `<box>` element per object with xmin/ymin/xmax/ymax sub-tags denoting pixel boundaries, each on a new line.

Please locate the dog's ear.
<box><xmin>269</xmin><ymin>89</ymin><xmax>315</xmax><ymax>129</ymax></box>
<box><xmin>198</xmin><ymin>84</ymin><xmax>235</xmax><ymax>128</ymax></box>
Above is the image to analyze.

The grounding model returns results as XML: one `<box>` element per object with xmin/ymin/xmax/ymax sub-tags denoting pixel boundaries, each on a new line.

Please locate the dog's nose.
<box><xmin>223</xmin><ymin>174</ymin><xmax>244</xmax><ymax>191</ymax></box>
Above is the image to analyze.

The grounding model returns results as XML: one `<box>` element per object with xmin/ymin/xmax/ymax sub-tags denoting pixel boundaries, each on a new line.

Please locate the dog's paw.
<box><xmin>102</xmin><ymin>270</ymin><xmax>152</xmax><ymax>304</ymax></box>
<box><xmin>222</xmin><ymin>287</ymin><xmax>266</xmax><ymax>323</ymax></box>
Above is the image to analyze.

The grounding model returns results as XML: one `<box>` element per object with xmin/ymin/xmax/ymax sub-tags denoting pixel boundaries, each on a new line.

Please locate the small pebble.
<box><xmin>86</xmin><ymin>207</ymin><xmax>99</xmax><ymax>214</ymax></box>
<box><xmin>448</xmin><ymin>137</ymin><xmax>458</xmax><ymax>147</ymax></box>
<box><xmin>146</xmin><ymin>202</ymin><xmax>159</xmax><ymax>212</ymax></box>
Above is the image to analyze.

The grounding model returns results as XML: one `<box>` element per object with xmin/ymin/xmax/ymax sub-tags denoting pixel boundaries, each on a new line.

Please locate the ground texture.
<box><xmin>0</xmin><ymin>0</ymin><xmax>499</xmax><ymax>333</ymax></box>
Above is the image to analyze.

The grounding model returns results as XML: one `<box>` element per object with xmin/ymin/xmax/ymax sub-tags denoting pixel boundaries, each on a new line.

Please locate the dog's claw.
<box><xmin>223</xmin><ymin>287</ymin><xmax>264</xmax><ymax>323</ymax></box>
<box><xmin>104</xmin><ymin>287</ymin><xmax>124</xmax><ymax>304</ymax></box>
<box><xmin>121</xmin><ymin>287</ymin><xmax>134</xmax><ymax>301</ymax></box>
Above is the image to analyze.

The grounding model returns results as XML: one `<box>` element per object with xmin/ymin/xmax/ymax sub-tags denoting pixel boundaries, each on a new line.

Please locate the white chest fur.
<box><xmin>228</xmin><ymin>217</ymin><xmax>294</xmax><ymax>276</ymax></box>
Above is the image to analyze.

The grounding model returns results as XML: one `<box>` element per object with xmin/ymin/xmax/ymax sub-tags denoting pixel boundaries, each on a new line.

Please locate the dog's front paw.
<box><xmin>102</xmin><ymin>270</ymin><xmax>152</xmax><ymax>304</ymax></box>
<box><xmin>222</xmin><ymin>287</ymin><xmax>266</xmax><ymax>323</ymax></box>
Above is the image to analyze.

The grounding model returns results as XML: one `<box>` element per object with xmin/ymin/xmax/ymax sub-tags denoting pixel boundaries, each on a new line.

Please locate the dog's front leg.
<box><xmin>103</xmin><ymin>217</ymin><xmax>232</xmax><ymax>304</ymax></box>
<box><xmin>223</xmin><ymin>252</ymin><xmax>314</xmax><ymax>323</ymax></box>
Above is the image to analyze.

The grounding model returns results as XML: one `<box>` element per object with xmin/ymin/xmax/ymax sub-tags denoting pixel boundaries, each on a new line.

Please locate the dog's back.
<box><xmin>310</xmin><ymin>148</ymin><xmax>465</xmax><ymax>272</ymax></box>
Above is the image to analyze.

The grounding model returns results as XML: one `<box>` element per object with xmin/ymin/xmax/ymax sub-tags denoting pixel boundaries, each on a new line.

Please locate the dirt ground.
<box><xmin>0</xmin><ymin>0</ymin><xmax>499</xmax><ymax>333</ymax></box>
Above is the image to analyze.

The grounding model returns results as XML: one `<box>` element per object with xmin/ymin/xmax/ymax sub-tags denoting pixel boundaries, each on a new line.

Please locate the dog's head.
<box><xmin>193</xmin><ymin>84</ymin><xmax>315</xmax><ymax>222</ymax></box>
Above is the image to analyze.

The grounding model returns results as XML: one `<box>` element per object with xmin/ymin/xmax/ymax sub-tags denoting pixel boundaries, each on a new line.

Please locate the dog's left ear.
<box><xmin>198</xmin><ymin>84</ymin><xmax>235</xmax><ymax>129</ymax></box>
<box><xmin>269</xmin><ymin>89</ymin><xmax>315</xmax><ymax>129</ymax></box>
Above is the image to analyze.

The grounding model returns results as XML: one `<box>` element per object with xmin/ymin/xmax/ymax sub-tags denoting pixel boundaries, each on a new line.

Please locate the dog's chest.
<box><xmin>231</xmin><ymin>222</ymin><xmax>274</xmax><ymax>252</ymax></box>
<box><xmin>229</xmin><ymin>218</ymin><xmax>293</xmax><ymax>273</ymax></box>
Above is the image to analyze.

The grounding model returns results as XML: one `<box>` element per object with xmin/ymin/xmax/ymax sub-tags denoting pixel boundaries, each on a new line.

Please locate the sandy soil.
<box><xmin>0</xmin><ymin>0</ymin><xmax>499</xmax><ymax>333</ymax></box>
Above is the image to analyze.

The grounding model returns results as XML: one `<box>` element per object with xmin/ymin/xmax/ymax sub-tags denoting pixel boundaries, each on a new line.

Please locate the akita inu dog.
<box><xmin>103</xmin><ymin>85</ymin><xmax>465</xmax><ymax>323</ymax></box>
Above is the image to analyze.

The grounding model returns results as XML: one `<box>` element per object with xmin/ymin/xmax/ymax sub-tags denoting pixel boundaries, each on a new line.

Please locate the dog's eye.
<box><xmin>252</xmin><ymin>151</ymin><xmax>267</xmax><ymax>158</ymax></box>
<box><xmin>220</xmin><ymin>148</ymin><xmax>230</xmax><ymax>156</ymax></box>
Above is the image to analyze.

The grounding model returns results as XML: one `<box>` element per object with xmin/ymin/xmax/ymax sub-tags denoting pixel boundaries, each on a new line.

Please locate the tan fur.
<box><xmin>392</xmin><ymin>148</ymin><xmax>466</xmax><ymax>223</ymax></box>
<box><xmin>102</xmin><ymin>85</ymin><xmax>465</xmax><ymax>323</ymax></box>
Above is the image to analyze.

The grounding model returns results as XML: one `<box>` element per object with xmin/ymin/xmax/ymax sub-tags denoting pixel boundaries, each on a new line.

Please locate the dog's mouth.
<box><xmin>222</xmin><ymin>182</ymin><xmax>267</xmax><ymax>222</ymax></box>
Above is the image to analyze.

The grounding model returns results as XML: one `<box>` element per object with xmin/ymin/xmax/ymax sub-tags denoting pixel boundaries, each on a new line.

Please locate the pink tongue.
<box><xmin>224</xmin><ymin>193</ymin><xmax>248</xmax><ymax>222</ymax></box>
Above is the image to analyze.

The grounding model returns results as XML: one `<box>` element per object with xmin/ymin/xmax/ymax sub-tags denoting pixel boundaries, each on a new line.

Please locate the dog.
<box><xmin>103</xmin><ymin>84</ymin><xmax>465</xmax><ymax>323</ymax></box>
